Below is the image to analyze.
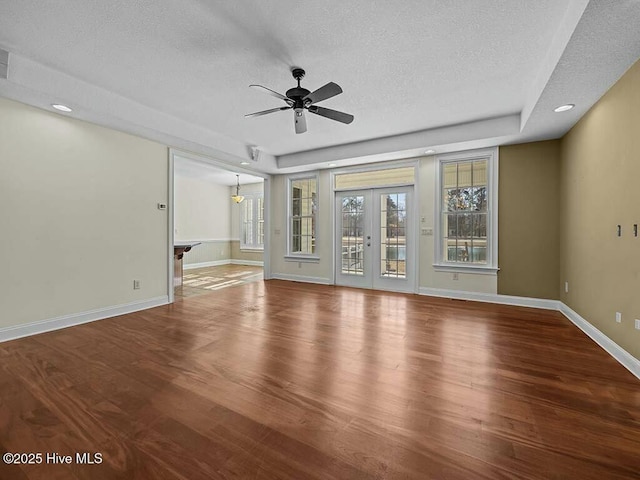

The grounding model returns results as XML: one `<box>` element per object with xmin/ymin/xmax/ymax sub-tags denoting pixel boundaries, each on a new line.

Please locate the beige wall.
<box><xmin>269</xmin><ymin>172</ymin><xmax>333</xmax><ymax>282</ymax></box>
<box><xmin>174</xmin><ymin>175</ymin><xmax>231</xmax><ymax>242</ymax></box>
<box><xmin>175</xmin><ymin>174</ymin><xmax>232</xmax><ymax>267</ymax></box>
<box><xmin>418</xmin><ymin>156</ymin><xmax>497</xmax><ymax>294</ymax></box>
<box><xmin>560</xmin><ymin>59</ymin><xmax>640</xmax><ymax>359</ymax></box>
<box><xmin>0</xmin><ymin>97</ymin><xmax>168</xmax><ymax>328</ymax></box>
<box><xmin>182</xmin><ymin>241</ymin><xmax>231</xmax><ymax>268</ymax></box>
<box><xmin>498</xmin><ymin>141</ymin><xmax>561</xmax><ymax>299</ymax></box>
<box><xmin>230</xmin><ymin>241</ymin><xmax>263</xmax><ymax>263</ymax></box>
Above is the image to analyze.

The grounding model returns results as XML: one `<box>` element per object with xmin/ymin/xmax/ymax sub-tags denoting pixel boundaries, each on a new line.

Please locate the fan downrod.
<box><xmin>286</xmin><ymin>68</ymin><xmax>310</xmax><ymax>104</ymax></box>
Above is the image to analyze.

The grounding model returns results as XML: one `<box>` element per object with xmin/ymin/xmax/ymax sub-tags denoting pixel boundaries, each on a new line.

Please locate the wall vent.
<box><xmin>0</xmin><ymin>49</ymin><xmax>8</xmax><ymax>80</ymax></box>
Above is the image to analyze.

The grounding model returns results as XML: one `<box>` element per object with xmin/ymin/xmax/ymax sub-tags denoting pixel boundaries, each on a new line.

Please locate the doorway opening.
<box><xmin>333</xmin><ymin>164</ymin><xmax>417</xmax><ymax>293</ymax></box>
<box><xmin>169</xmin><ymin>150</ymin><xmax>270</xmax><ymax>301</ymax></box>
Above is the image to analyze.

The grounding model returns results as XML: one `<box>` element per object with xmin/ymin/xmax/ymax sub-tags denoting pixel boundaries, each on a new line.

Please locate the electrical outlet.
<box><xmin>452</xmin><ymin>273</ymin><xmax>459</xmax><ymax>281</ymax></box>
<box><xmin>616</xmin><ymin>312</ymin><xmax>622</xmax><ymax>323</ymax></box>
<box><xmin>564</xmin><ymin>281</ymin><xmax>569</xmax><ymax>293</ymax></box>
<box><xmin>133</xmin><ymin>279</ymin><xmax>141</xmax><ymax>290</ymax></box>
<box><xmin>635</xmin><ymin>319</ymin><xmax>640</xmax><ymax>330</ymax></box>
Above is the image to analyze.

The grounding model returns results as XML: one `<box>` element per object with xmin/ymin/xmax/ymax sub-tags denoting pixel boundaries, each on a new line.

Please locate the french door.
<box><xmin>335</xmin><ymin>187</ymin><xmax>415</xmax><ymax>293</ymax></box>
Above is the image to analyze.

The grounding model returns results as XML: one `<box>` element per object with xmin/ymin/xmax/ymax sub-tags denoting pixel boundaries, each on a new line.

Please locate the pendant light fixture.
<box><xmin>231</xmin><ymin>174</ymin><xmax>245</xmax><ymax>204</ymax></box>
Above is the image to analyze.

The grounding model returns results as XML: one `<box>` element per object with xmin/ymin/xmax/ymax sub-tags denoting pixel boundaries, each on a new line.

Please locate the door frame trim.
<box><xmin>329</xmin><ymin>159</ymin><xmax>420</xmax><ymax>292</ymax></box>
<box><xmin>168</xmin><ymin>148</ymin><xmax>272</xmax><ymax>304</ymax></box>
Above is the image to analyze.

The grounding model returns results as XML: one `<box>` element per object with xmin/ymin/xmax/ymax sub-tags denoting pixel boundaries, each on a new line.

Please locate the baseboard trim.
<box><xmin>0</xmin><ymin>295</ymin><xmax>169</xmax><ymax>343</ymax></box>
<box><xmin>417</xmin><ymin>287</ymin><xmax>638</xmax><ymax>381</ymax></box>
<box><xmin>3</xmin><ymin>281</ymin><xmax>637</xmax><ymax>381</ymax></box>
<box><xmin>230</xmin><ymin>259</ymin><xmax>264</xmax><ymax>267</ymax></box>
<box><xmin>558</xmin><ymin>303</ymin><xmax>640</xmax><ymax>380</ymax></box>
<box><xmin>418</xmin><ymin>287</ymin><xmax>561</xmax><ymax>310</ymax></box>
<box><xmin>184</xmin><ymin>260</ymin><xmax>231</xmax><ymax>270</ymax></box>
<box><xmin>270</xmin><ymin>273</ymin><xmax>332</xmax><ymax>285</ymax></box>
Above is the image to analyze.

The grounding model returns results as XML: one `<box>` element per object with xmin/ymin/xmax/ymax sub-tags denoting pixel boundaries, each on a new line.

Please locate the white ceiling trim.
<box><xmin>277</xmin><ymin>114</ymin><xmax>520</xmax><ymax>169</ymax></box>
<box><xmin>0</xmin><ymin>52</ymin><xmax>278</xmax><ymax>173</ymax></box>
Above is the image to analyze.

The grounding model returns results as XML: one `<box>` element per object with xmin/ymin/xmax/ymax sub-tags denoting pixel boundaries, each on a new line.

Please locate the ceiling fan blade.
<box><xmin>245</xmin><ymin>106</ymin><xmax>291</xmax><ymax>118</ymax></box>
<box><xmin>294</xmin><ymin>110</ymin><xmax>307</xmax><ymax>134</ymax></box>
<box><xmin>249</xmin><ymin>84</ymin><xmax>293</xmax><ymax>105</ymax></box>
<box><xmin>303</xmin><ymin>82</ymin><xmax>343</xmax><ymax>105</ymax></box>
<box><xmin>307</xmin><ymin>105</ymin><xmax>354</xmax><ymax>124</ymax></box>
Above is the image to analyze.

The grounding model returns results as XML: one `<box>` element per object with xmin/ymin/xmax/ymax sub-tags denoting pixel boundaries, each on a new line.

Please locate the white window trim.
<box><xmin>433</xmin><ymin>147</ymin><xmax>499</xmax><ymax>274</ymax></box>
<box><xmin>286</xmin><ymin>172</ymin><xmax>320</xmax><ymax>262</ymax></box>
<box><xmin>240</xmin><ymin>193</ymin><xmax>264</xmax><ymax>251</ymax></box>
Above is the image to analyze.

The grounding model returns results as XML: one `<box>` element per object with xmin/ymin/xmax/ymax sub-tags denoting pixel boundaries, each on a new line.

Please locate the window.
<box><xmin>334</xmin><ymin>166</ymin><xmax>415</xmax><ymax>189</ymax></box>
<box><xmin>288</xmin><ymin>175</ymin><xmax>317</xmax><ymax>257</ymax></box>
<box><xmin>240</xmin><ymin>194</ymin><xmax>264</xmax><ymax>250</ymax></box>
<box><xmin>435</xmin><ymin>148</ymin><xmax>498</xmax><ymax>272</ymax></box>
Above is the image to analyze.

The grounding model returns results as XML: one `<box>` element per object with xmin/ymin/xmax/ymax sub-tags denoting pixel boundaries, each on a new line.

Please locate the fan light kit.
<box><xmin>554</xmin><ymin>104</ymin><xmax>575</xmax><ymax>113</ymax></box>
<box><xmin>245</xmin><ymin>68</ymin><xmax>354</xmax><ymax>134</ymax></box>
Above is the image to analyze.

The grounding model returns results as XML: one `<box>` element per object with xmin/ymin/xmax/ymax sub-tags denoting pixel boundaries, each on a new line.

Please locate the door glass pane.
<box><xmin>380</xmin><ymin>192</ymin><xmax>406</xmax><ymax>279</ymax></box>
<box><xmin>341</xmin><ymin>195</ymin><xmax>365</xmax><ymax>276</ymax></box>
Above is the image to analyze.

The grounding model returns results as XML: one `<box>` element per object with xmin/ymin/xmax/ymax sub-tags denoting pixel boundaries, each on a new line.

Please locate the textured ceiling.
<box><xmin>1</xmin><ymin>0</ymin><xmax>640</xmax><ymax>173</ymax></box>
<box><xmin>174</xmin><ymin>156</ymin><xmax>264</xmax><ymax>186</ymax></box>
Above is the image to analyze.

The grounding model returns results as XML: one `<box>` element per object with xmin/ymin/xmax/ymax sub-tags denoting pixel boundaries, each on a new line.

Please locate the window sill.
<box><xmin>285</xmin><ymin>255</ymin><xmax>320</xmax><ymax>264</ymax></box>
<box><xmin>433</xmin><ymin>264</ymin><xmax>499</xmax><ymax>275</ymax></box>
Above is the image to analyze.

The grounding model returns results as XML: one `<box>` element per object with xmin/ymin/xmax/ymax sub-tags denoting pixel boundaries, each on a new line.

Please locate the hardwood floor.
<box><xmin>1</xmin><ymin>281</ymin><xmax>639</xmax><ymax>479</ymax></box>
<box><xmin>175</xmin><ymin>264</ymin><xmax>263</xmax><ymax>298</ymax></box>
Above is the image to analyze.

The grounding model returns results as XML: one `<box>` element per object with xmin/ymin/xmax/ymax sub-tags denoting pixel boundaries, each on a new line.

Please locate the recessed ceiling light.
<box><xmin>328</xmin><ymin>163</ymin><xmax>337</xmax><ymax>167</ymax></box>
<box><xmin>240</xmin><ymin>161</ymin><xmax>250</xmax><ymax>165</ymax></box>
<box><xmin>553</xmin><ymin>104</ymin><xmax>575</xmax><ymax>113</ymax></box>
<box><xmin>424</xmin><ymin>149</ymin><xmax>436</xmax><ymax>155</ymax></box>
<box><xmin>51</xmin><ymin>104</ymin><xmax>72</xmax><ymax>112</ymax></box>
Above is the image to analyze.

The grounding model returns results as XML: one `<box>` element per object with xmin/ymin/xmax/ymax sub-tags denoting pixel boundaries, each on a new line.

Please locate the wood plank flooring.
<box><xmin>175</xmin><ymin>264</ymin><xmax>263</xmax><ymax>298</ymax></box>
<box><xmin>1</xmin><ymin>280</ymin><xmax>639</xmax><ymax>479</ymax></box>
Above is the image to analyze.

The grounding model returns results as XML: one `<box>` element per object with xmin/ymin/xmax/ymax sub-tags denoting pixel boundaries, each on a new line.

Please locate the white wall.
<box><xmin>0</xmin><ymin>97</ymin><xmax>168</xmax><ymax>328</ymax></box>
<box><xmin>174</xmin><ymin>175</ymin><xmax>231</xmax><ymax>241</ymax></box>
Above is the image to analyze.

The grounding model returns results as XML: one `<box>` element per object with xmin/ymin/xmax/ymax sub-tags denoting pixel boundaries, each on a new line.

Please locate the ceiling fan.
<box><xmin>245</xmin><ymin>68</ymin><xmax>354</xmax><ymax>134</ymax></box>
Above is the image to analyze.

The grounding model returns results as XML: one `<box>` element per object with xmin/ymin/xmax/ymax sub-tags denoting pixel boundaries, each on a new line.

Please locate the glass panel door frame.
<box><xmin>334</xmin><ymin>187</ymin><xmax>416</xmax><ymax>293</ymax></box>
<box><xmin>335</xmin><ymin>190</ymin><xmax>373</xmax><ymax>289</ymax></box>
<box><xmin>373</xmin><ymin>186</ymin><xmax>415</xmax><ymax>293</ymax></box>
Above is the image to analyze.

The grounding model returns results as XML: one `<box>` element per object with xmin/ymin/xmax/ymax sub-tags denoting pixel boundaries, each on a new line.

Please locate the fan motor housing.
<box><xmin>286</xmin><ymin>87</ymin><xmax>310</xmax><ymax>108</ymax></box>
<box><xmin>285</xmin><ymin>87</ymin><xmax>310</xmax><ymax>98</ymax></box>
